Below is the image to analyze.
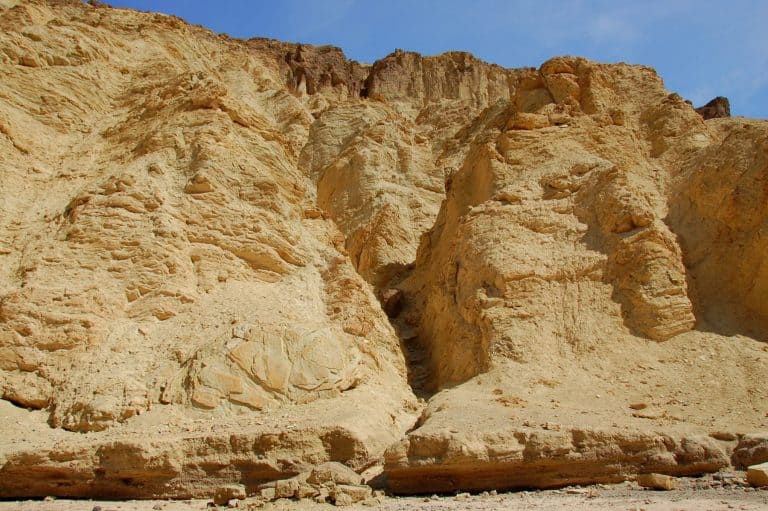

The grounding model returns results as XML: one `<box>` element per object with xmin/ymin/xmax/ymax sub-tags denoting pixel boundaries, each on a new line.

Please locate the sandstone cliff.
<box><xmin>0</xmin><ymin>0</ymin><xmax>766</xmax><ymax>499</ymax></box>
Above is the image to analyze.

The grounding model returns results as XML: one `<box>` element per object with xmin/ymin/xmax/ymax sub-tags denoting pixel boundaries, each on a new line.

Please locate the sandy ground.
<box><xmin>2</xmin><ymin>476</ymin><xmax>766</xmax><ymax>511</ymax></box>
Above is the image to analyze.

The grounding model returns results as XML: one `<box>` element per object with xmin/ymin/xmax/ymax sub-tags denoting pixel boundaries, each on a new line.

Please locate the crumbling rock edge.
<box><xmin>0</xmin><ymin>404</ymin><xmax>408</xmax><ymax>499</ymax></box>
<box><xmin>385</xmin><ymin>428</ymin><xmax>731</xmax><ymax>494</ymax></box>
<box><xmin>4</xmin><ymin>425</ymin><xmax>761</xmax><ymax>498</ymax></box>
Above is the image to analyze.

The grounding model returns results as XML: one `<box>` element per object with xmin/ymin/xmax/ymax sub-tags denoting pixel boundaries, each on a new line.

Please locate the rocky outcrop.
<box><xmin>255</xmin><ymin>462</ymin><xmax>374</xmax><ymax>505</ymax></box>
<box><xmin>245</xmin><ymin>38</ymin><xmax>369</xmax><ymax>101</ymax></box>
<box><xmin>394</xmin><ymin>60</ymin><xmax>702</xmax><ymax>390</ymax></box>
<box><xmin>695</xmin><ymin>96</ymin><xmax>731</xmax><ymax>119</ymax></box>
<box><xmin>375</xmin><ymin>58</ymin><xmax>767</xmax><ymax>490</ymax></box>
<box><xmin>1</xmin><ymin>0</ymin><xmax>767</xmax><ymax>499</ymax></box>
<box><xmin>386</xmin><ymin>427</ymin><xmax>727</xmax><ymax>493</ymax></box>
<box><xmin>0</xmin><ymin>407</ymin><xmax>402</xmax><ymax>498</ymax></box>
<box><xmin>733</xmin><ymin>433</ymin><xmax>768</xmax><ymax>468</ymax></box>
<box><xmin>362</xmin><ymin>50</ymin><xmax>516</xmax><ymax>109</ymax></box>
<box><xmin>0</xmin><ymin>0</ymin><xmax>417</xmax><ymax>497</ymax></box>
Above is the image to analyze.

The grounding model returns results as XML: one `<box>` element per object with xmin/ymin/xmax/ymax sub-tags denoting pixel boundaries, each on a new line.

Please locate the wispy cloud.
<box><xmin>587</xmin><ymin>12</ymin><xmax>639</xmax><ymax>44</ymax></box>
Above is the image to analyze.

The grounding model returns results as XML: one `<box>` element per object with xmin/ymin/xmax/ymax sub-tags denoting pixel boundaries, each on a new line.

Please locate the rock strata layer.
<box><xmin>1</xmin><ymin>0</ymin><xmax>767</xmax><ymax>498</ymax></box>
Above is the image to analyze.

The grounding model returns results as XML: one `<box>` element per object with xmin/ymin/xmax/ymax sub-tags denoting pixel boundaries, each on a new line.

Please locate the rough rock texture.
<box><xmin>733</xmin><ymin>434</ymin><xmax>768</xmax><ymax>468</ymax></box>
<box><xmin>695</xmin><ymin>96</ymin><xmax>731</xmax><ymax>120</ymax></box>
<box><xmin>0</xmin><ymin>0</ymin><xmax>417</xmax><ymax>498</ymax></box>
<box><xmin>1</xmin><ymin>0</ymin><xmax>767</xmax><ymax>499</ymax></box>
<box><xmin>382</xmin><ymin>60</ymin><xmax>768</xmax><ymax>491</ymax></box>
<box><xmin>746</xmin><ymin>462</ymin><xmax>768</xmax><ymax>487</ymax></box>
<box><xmin>636</xmin><ymin>473</ymin><xmax>678</xmax><ymax>491</ymax></box>
<box><xmin>255</xmin><ymin>462</ymin><xmax>372</xmax><ymax>505</ymax></box>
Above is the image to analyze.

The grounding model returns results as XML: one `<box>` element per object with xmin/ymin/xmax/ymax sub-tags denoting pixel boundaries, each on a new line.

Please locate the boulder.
<box><xmin>636</xmin><ymin>473</ymin><xmax>678</xmax><ymax>491</ymax></box>
<box><xmin>746</xmin><ymin>463</ymin><xmax>768</xmax><ymax>487</ymax></box>
<box><xmin>212</xmin><ymin>484</ymin><xmax>246</xmax><ymax>506</ymax></box>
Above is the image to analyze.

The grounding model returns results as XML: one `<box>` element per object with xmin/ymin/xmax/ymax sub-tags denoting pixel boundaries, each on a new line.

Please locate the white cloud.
<box><xmin>588</xmin><ymin>12</ymin><xmax>638</xmax><ymax>44</ymax></box>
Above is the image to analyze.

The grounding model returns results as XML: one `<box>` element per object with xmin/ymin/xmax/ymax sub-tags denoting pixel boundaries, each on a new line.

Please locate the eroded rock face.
<box><xmin>668</xmin><ymin>123</ymin><xmax>768</xmax><ymax>337</ymax></box>
<box><xmin>0</xmin><ymin>0</ymin><xmax>412</xmax><ymax>435</ymax></box>
<box><xmin>1</xmin><ymin>0</ymin><xmax>767</xmax><ymax>499</ymax></box>
<box><xmin>379</xmin><ymin>59</ymin><xmax>767</xmax><ymax>490</ymax></box>
<box><xmin>695</xmin><ymin>96</ymin><xmax>731</xmax><ymax>119</ymax></box>
<box><xmin>0</xmin><ymin>0</ymin><xmax>417</xmax><ymax>497</ymax></box>
<box><xmin>396</xmin><ymin>61</ymin><xmax>702</xmax><ymax>390</ymax></box>
<box><xmin>733</xmin><ymin>434</ymin><xmax>768</xmax><ymax>468</ymax></box>
<box><xmin>386</xmin><ymin>427</ymin><xmax>727</xmax><ymax>493</ymax></box>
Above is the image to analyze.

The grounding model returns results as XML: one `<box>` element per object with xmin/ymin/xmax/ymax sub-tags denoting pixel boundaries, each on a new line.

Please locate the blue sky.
<box><xmin>108</xmin><ymin>0</ymin><xmax>767</xmax><ymax>118</ymax></box>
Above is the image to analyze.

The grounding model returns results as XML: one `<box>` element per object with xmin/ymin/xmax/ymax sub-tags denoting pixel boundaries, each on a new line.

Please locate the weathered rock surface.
<box><xmin>378</xmin><ymin>56</ymin><xmax>768</xmax><ymax>491</ymax></box>
<box><xmin>695</xmin><ymin>96</ymin><xmax>731</xmax><ymax>119</ymax></box>
<box><xmin>0</xmin><ymin>0</ymin><xmax>417</xmax><ymax>498</ymax></box>
<box><xmin>255</xmin><ymin>462</ymin><xmax>371</xmax><ymax>505</ymax></box>
<box><xmin>733</xmin><ymin>433</ymin><xmax>768</xmax><ymax>468</ymax></box>
<box><xmin>746</xmin><ymin>462</ymin><xmax>768</xmax><ymax>487</ymax></box>
<box><xmin>1</xmin><ymin>0</ymin><xmax>767</xmax><ymax>499</ymax></box>
<box><xmin>212</xmin><ymin>484</ymin><xmax>246</xmax><ymax>506</ymax></box>
<box><xmin>637</xmin><ymin>473</ymin><xmax>678</xmax><ymax>491</ymax></box>
<box><xmin>386</xmin><ymin>426</ymin><xmax>726</xmax><ymax>493</ymax></box>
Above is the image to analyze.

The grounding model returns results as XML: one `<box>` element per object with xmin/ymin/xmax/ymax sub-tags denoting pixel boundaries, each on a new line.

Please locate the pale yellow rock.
<box><xmin>213</xmin><ymin>484</ymin><xmax>246</xmax><ymax>506</ymax></box>
<box><xmin>307</xmin><ymin>462</ymin><xmax>364</xmax><ymax>486</ymax></box>
<box><xmin>274</xmin><ymin>478</ymin><xmax>300</xmax><ymax>499</ymax></box>
<box><xmin>296</xmin><ymin>482</ymin><xmax>319</xmax><ymax>499</ymax></box>
<box><xmin>228</xmin><ymin>384</ymin><xmax>272</xmax><ymax>410</ymax></box>
<box><xmin>0</xmin><ymin>0</ymin><xmax>767</xmax><ymax>501</ymax></box>
<box><xmin>333</xmin><ymin>492</ymin><xmax>354</xmax><ymax>507</ymax></box>
<box><xmin>746</xmin><ymin>463</ymin><xmax>768</xmax><ymax>487</ymax></box>
<box><xmin>257</xmin><ymin>467</ymin><xmax>368</xmax><ymax>504</ymax></box>
<box><xmin>508</xmin><ymin>112</ymin><xmax>550</xmax><ymax>130</ymax></box>
<box><xmin>636</xmin><ymin>473</ymin><xmax>678</xmax><ymax>490</ymax></box>
<box><xmin>333</xmin><ymin>484</ymin><xmax>372</xmax><ymax>503</ymax></box>
<box><xmin>190</xmin><ymin>388</ymin><xmax>220</xmax><ymax>410</ymax></box>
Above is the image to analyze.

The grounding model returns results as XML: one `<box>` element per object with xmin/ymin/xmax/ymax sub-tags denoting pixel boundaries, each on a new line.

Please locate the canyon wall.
<box><xmin>0</xmin><ymin>0</ymin><xmax>767</xmax><ymax>498</ymax></box>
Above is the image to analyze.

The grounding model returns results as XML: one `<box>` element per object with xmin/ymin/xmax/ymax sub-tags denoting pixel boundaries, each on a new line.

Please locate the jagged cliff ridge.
<box><xmin>1</xmin><ymin>0</ymin><xmax>767</xmax><ymax>499</ymax></box>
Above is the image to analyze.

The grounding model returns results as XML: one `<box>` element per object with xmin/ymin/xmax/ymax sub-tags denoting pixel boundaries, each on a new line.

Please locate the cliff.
<box><xmin>0</xmin><ymin>0</ymin><xmax>766</xmax><ymax>499</ymax></box>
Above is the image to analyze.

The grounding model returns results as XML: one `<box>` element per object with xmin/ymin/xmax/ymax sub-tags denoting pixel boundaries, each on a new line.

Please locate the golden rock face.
<box><xmin>0</xmin><ymin>0</ymin><xmax>767</xmax><ymax>498</ymax></box>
